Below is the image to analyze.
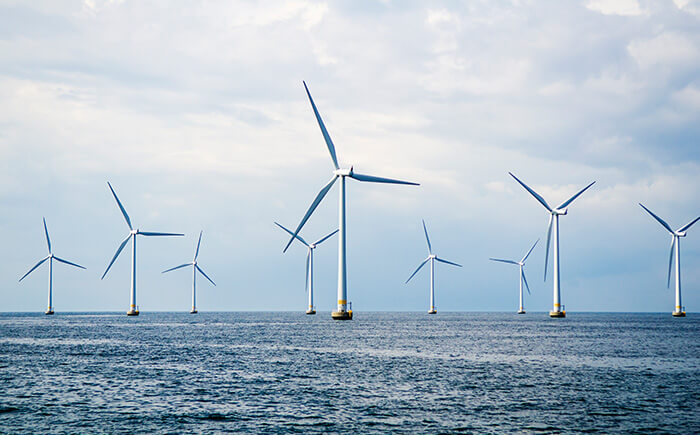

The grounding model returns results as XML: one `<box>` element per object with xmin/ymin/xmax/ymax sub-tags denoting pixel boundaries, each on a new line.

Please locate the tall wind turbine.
<box><xmin>405</xmin><ymin>220</ymin><xmax>461</xmax><ymax>314</ymax></box>
<box><xmin>639</xmin><ymin>204</ymin><xmax>699</xmax><ymax>317</ymax></box>
<box><xmin>489</xmin><ymin>239</ymin><xmax>538</xmax><ymax>314</ymax></box>
<box><xmin>509</xmin><ymin>173</ymin><xmax>595</xmax><ymax>318</ymax></box>
<box><xmin>276</xmin><ymin>222</ymin><xmax>338</xmax><ymax>314</ymax></box>
<box><xmin>283</xmin><ymin>82</ymin><xmax>419</xmax><ymax>320</ymax></box>
<box><xmin>102</xmin><ymin>182</ymin><xmax>184</xmax><ymax>316</ymax></box>
<box><xmin>162</xmin><ymin>231</ymin><xmax>216</xmax><ymax>314</ymax></box>
<box><xmin>19</xmin><ymin>218</ymin><xmax>86</xmax><ymax>314</ymax></box>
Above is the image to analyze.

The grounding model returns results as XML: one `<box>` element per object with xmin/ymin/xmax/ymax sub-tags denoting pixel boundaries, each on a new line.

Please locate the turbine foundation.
<box><xmin>45</xmin><ymin>309</ymin><xmax>54</xmax><ymax>315</ymax></box>
<box><xmin>428</xmin><ymin>309</ymin><xmax>437</xmax><ymax>315</ymax></box>
<box><xmin>549</xmin><ymin>310</ymin><xmax>566</xmax><ymax>318</ymax></box>
<box><xmin>306</xmin><ymin>309</ymin><xmax>316</xmax><ymax>315</ymax></box>
<box><xmin>332</xmin><ymin>310</ymin><xmax>352</xmax><ymax>320</ymax></box>
<box><xmin>517</xmin><ymin>310</ymin><xmax>526</xmax><ymax>314</ymax></box>
<box><xmin>127</xmin><ymin>310</ymin><xmax>139</xmax><ymax>316</ymax></box>
<box><xmin>190</xmin><ymin>309</ymin><xmax>198</xmax><ymax>314</ymax></box>
<box><xmin>672</xmin><ymin>311</ymin><xmax>686</xmax><ymax>317</ymax></box>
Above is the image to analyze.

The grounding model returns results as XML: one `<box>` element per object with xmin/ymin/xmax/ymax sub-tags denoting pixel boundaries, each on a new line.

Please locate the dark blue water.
<box><xmin>1</xmin><ymin>312</ymin><xmax>698</xmax><ymax>433</ymax></box>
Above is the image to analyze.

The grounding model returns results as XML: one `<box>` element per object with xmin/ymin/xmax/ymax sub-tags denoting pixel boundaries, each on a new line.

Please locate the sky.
<box><xmin>1</xmin><ymin>0</ymin><xmax>699</xmax><ymax>313</ymax></box>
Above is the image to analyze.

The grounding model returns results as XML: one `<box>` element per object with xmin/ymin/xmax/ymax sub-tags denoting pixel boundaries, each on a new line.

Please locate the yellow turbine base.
<box><xmin>549</xmin><ymin>310</ymin><xmax>566</xmax><ymax>318</ymax></box>
<box><xmin>428</xmin><ymin>310</ymin><xmax>437</xmax><ymax>314</ymax></box>
<box><xmin>306</xmin><ymin>310</ymin><xmax>316</xmax><ymax>315</ymax></box>
<box><xmin>126</xmin><ymin>310</ymin><xmax>139</xmax><ymax>316</ymax></box>
<box><xmin>45</xmin><ymin>310</ymin><xmax>54</xmax><ymax>315</ymax></box>
<box><xmin>517</xmin><ymin>310</ymin><xmax>526</xmax><ymax>314</ymax></box>
<box><xmin>672</xmin><ymin>311</ymin><xmax>686</xmax><ymax>317</ymax></box>
<box><xmin>332</xmin><ymin>310</ymin><xmax>353</xmax><ymax>320</ymax></box>
<box><xmin>190</xmin><ymin>309</ymin><xmax>198</xmax><ymax>314</ymax></box>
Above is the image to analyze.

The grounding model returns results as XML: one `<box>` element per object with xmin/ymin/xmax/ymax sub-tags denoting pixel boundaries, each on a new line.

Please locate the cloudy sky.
<box><xmin>1</xmin><ymin>0</ymin><xmax>699</xmax><ymax>313</ymax></box>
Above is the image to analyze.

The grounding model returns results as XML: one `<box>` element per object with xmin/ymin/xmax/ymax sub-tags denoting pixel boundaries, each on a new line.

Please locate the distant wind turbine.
<box><xmin>405</xmin><ymin>220</ymin><xmax>461</xmax><ymax>314</ymax></box>
<box><xmin>276</xmin><ymin>222</ymin><xmax>338</xmax><ymax>314</ymax></box>
<box><xmin>509</xmin><ymin>173</ymin><xmax>595</xmax><ymax>318</ymax></box>
<box><xmin>162</xmin><ymin>231</ymin><xmax>216</xmax><ymax>314</ymax></box>
<box><xmin>19</xmin><ymin>218</ymin><xmax>86</xmax><ymax>315</ymax></box>
<box><xmin>102</xmin><ymin>182</ymin><xmax>184</xmax><ymax>316</ymax></box>
<box><xmin>283</xmin><ymin>81</ymin><xmax>419</xmax><ymax>320</ymax></box>
<box><xmin>639</xmin><ymin>203</ymin><xmax>699</xmax><ymax>317</ymax></box>
<box><xmin>489</xmin><ymin>239</ymin><xmax>539</xmax><ymax>314</ymax></box>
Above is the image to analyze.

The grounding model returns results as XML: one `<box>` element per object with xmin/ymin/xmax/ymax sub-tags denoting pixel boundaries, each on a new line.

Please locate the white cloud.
<box><xmin>586</xmin><ymin>0</ymin><xmax>648</xmax><ymax>16</ymax></box>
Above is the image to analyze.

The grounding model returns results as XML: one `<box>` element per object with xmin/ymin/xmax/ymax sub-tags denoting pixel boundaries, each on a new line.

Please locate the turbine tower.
<box><xmin>283</xmin><ymin>81</ymin><xmax>419</xmax><ymax>320</ymax></box>
<box><xmin>509</xmin><ymin>173</ymin><xmax>595</xmax><ymax>318</ymax></box>
<box><xmin>489</xmin><ymin>239</ymin><xmax>538</xmax><ymax>314</ymax></box>
<box><xmin>19</xmin><ymin>218</ymin><xmax>86</xmax><ymax>314</ymax></box>
<box><xmin>162</xmin><ymin>231</ymin><xmax>216</xmax><ymax>314</ymax></box>
<box><xmin>102</xmin><ymin>182</ymin><xmax>184</xmax><ymax>316</ymax></box>
<box><xmin>639</xmin><ymin>203</ymin><xmax>699</xmax><ymax>317</ymax></box>
<box><xmin>405</xmin><ymin>220</ymin><xmax>461</xmax><ymax>314</ymax></box>
<box><xmin>276</xmin><ymin>222</ymin><xmax>338</xmax><ymax>314</ymax></box>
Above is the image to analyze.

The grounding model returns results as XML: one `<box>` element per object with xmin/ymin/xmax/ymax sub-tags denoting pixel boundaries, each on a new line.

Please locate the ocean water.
<box><xmin>0</xmin><ymin>312</ymin><xmax>698</xmax><ymax>434</ymax></box>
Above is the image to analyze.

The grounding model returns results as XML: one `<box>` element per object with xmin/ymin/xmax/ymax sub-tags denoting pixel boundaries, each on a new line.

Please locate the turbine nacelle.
<box><xmin>429</xmin><ymin>254</ymin><xmax>437</xmax><ymax>259</ymax></box>
<box><xmin>675</xmin><ymin>231</ymin><xmax>686</xmax><ymax>238</ymax></box>
<box><xmin>131</xmin><ymin>229</ymin><xmax>138</xmax><ymax>235</ymax></box>
<box><xmin>552</xmin><ymin>208</ymin><xmax>568</xmax><ymax>216</ymax></box>
<box><xmin>334</xmin><ymin>167</ymin><xmax>353</xmax><ymax>177</ymax></box>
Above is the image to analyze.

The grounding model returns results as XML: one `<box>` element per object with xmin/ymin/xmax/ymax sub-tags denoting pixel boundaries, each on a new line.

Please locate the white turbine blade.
<box><xmin>139</xmin><ymin>231</ymin><xmax>184</xmax><ymax>237</ymax></box>
<box><xmin>556</xmin><ymin>181</ymin><xmax>596</xmax><ymax>210</ymax></box>
<box><xmin>349</xmin><ymin>172</ymin><xmax>419</xmax><ymax>186</ymax></box>
<box><xmin>489</xmin><ymin>258</ymin><xmax>518</xmax><ymax>265</ymax></box>
<box><xmin>522</xmin><ymin>269</ymin><xmax>531</xmax><ymax>295</ymax></box>
<box><xmin>194</xmin><ymin>230</ymin><xmax>203</xmax><ymax>261</ymax></box>
<box><xmin>667</xmin><ymin>236</ymin><xmax>675</xmax><ymax>289</ymax></box>
<box><xmin>283</xmin><ymin>175</ymin><xmax>338</xmax><ymax>253</ymax></box>
<box><xmin>107</xmin><ymin>182</ymin><xmax>133</xmax><ymax>231</ymax></box>
<box><xmin>101</xmin><ymin>235</ymin><xmax>131</xmax><ymax>279</ymax></box>
<box><xmin>314</xmin><ymin>229</ymin><xmax>339</xmax><ymax>246</ymax></box>
<box><xmin>520</xmin><ymin>239</ymin><xmax>539</xmax><ymax>264</ymax></box>
<box><xmin>436</xmin><ymin>257</ymin><xmax>462</xmax><ymax>267</ymax></box>
<box><xmin>195</xmin><ymin>264</ymin><xmax>216</xmax><ymax>286</ymax></box>
<box><xmin>422</xmin><ymin>220</ymin><xmax>432</xmax><ymax>254</ymax></box>
<box><xmin>544</xmin><ymin>214</ymin><xmax>553</xmax><ymax>281</ymax></box>
<box><xmin>162</xmin><ymin>263</ymin><xmax>191</xmax><ymax>274</ymax></box>
<box><xmin>678</xmin><ymin>216</ymin><xmax>700</xmax><ymax>233</ymax></box>
<box><xmin>275</xmin><ymin>222</ymin><xmax>309</xmax><ymax>247</ymax></box>
<box><xmin>305</xmin><ymin>250</ymin><xmax>310</xmax><ymax>293</ymax></box>
<box><xmin>19</xmin><ymin>256</ymin><xmax>50</xmax><ymax>282</ymax></box>
<box><xmin>53</xmin><ymin>256</ymin><xmax>86</xmax><ymax>270</ymax></box>
<box><xmin>303</xmin><ymin>81</ymin><xmax>340</xmax><ymax>170</ymax></box>
<box><xmin>509</xmin><ymin>172</ymin><xmax>552</xmax><ymax>212</ymax></box>
<box><xmin>405</xmin><ymin>257</ymin><xmax>430</xmax><ymax>283</ymax></box>
<box><xmin>43</xmin><ymin>218</ymin><xmax>52</xmax><ymax>254</ymax></box>
<box><xmin>639</xmin><ymin>203</ymin><xmax>675</xmax><ymax>235</ymax></box>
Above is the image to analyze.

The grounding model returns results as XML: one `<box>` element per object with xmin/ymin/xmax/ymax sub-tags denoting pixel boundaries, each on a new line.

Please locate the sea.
<box><xmin>0</xmin><ymin>312</ymin><xmax>698</xmax><ymax>434</ymax></box>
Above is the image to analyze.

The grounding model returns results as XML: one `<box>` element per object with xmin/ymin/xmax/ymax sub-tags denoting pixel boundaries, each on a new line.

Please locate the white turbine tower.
<box><xmin>509</xmin><ymin>173</ymin><xmax>595</xmax><ymax>318</ymax></box>
<box><xmin>276</xmin><ymin>222</ymin><xmax>338</xmax><ymax>314</ymax></box>
<box><xmin>639</xmin><ymin>203</ymin><xmax>699</xmax><ymax>317</ymax></box>
<box><xmin>19</xmin><ymin>218</ymin><xmax>86</xmax><ymax>315</ymax></box>
<box><xmin>283</xmin><ymin>82</ymin><xmax>419</xmax><ymax>320</ymax></box>
<box><xmin>405</xmin><ymin>220</ymin><xmax>461</xmax><ymax>314</ymax></box>
<box><xmin>489</xmin><ymin>239</ymin><xmax>539</xmax><ymax>314</ymax></box>
<box><xmin>101</xmin><ymin>182</ymin><xmax>184</xmax><ymax>316</ymax></box>
<box><xmin>162</xmin><ymin>231</ymin><xmax>216</xmax><ymax>314</ymax></box>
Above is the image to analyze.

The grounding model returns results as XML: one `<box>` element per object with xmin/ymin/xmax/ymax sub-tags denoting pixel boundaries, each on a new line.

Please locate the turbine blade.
<box><xmin>283</xmin><ymin>176</ymin><xmax>338</xmax><ymax>253</ymax></box>
<box><xmin>639</xmin><ymin>203</ymin><xmax>675</xmax><ymax>235</ymax></box>
<box><xmin>667</xmin><ymin>236</ymin><xmax>675</xmax><ymax>289</ymax></box>
<box><xmin>544</xmin><ymin>214</ymin><xmax>553</xmax><ymax>281</ymax></box>
<box><xmin>349</xmin><ymin>172</ymin><xmax>419</xmax><ymax>186</ymax></box>
<box><xmin>107</xmin><ymin>182</ymin><xmax>133</xmax><ymax>230</ymax></box>
<box><xmin>162</xmin><ymin>263</ymin><xmax>191</xmax><ymax>274</ymax></box>
<box><xmin>405</xmin><ymin>258</ymin><xmax>430</xmax><ymax>283</ymax></box>
<box><xmin>303</xmin><ymin>81</ymin><xmax>340</xmax><ymax>170</ymax></box>
<box><xmin>436</xmin><ymin>257</ymin><xmax>462</xmax><ymax>267</ymax></box>
<box><xmin>139</xmin><ymin>231</ymin><xmax>184</xmax><ymax>237</ymax></box>
<box><xmin>509</xmin><ymin>172</ymin><xmax>552</xmax><ymax>212</ymax></box>
<box><xmin>19</xmin><ymin>256</ymin><xmax>50</xmax><ymax>282</ymax></box>
<box><xmin>194</xmin><ymin>230</ymin><xmax>203</xmax><ymax>261</ymax></box>
<box><xmin>556</xmin><ymin>181</ymin><xmax>596</xmax><ymax>209</ymax></box>
<box><xmin>521</xmin><ymin>239</ymin><xmax>539</xmax><ymax>264</ymax></box>
<box><xmin>313</xmin><ymin>229</ymin><xmax>339</xmax><ymax>246</ymax></box>
<box><xmin>53</xmin><ymin>256</ymin><xmax>86</xmax><ymax>269</ymax></box>
<box><xmin>195</xmin><ymin>264</ymin><xmax>216</xmax><ymax>286</ymax></box>
<box><xmin>43</xmin><ymin>218</ymin><xmax>52</xmax><ymax>254</ymax></box>
<box><xmin>489</xmin><ymin>258</ymin><xmax>518</xmax><ymax>265</ymax></box>
<box><xmin>274</xmin><ymin>222</ymin><xmax>309</xmax><ymax>247</ymax></box>
<box><xmin>422</xmin><ymin>220</ymin><xmax>432</xmax><ymax>254</ymax></box>
<box><xmin>678</xmin><ymin>216</ymin><xmax>700</xmax><ymax>233</ymax></box>
<box><xmin>522</xmin><ymin>269</ymin><xmax>531</xmax><ymax>295</ymax></box>
<box><xmin>101</xmin><ymin>235</ymin><xmax>131</xmax><ymax>279</ymax></box>
<box><xmin>305</xmin><ymin>250</ymin><xmax>310</xmax><ymax>293</ymax></box>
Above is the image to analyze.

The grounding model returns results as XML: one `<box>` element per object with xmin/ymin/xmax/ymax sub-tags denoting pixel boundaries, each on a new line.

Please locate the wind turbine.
<box><xmin>639</xmin><ymin>204</ymin><xmax>699</xmax><ymax>317</ymax></box>
<box><xmin>101</xmin><ymin>182</ymin><xmax>184</xmax><ymax>316</ymax></box>
<box><xmin>405</xmin><ymin>220</ymin><xmax>461</xmax><ymax>314</ymax></box>
<box><xmin>283</xmin><ymin>81</ymin><xmax>419</xmax><ymax>320</ymax></box>
<box><xmin>19</xmin><ymin>218</ymin><xmax>86</xmax><ymax>314</ymax></box>
<box><xmin>509</xmin><ymin>173</ymin><xmax>595</xmax><ymax>318</ymax></box>
<box><xmin>275</xmin><ymin>222</ymin><xmax>338</xmax><ymax>314</ymax></box>
<box><xmin>489</xmin><ymin>239</ymin><xmax>539</xmax><ymax>314</ymax></box>
<box><xmin>162</xmin><ymin>231</ymin><xmax>216</xmax><ymax>314</ymax></box>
